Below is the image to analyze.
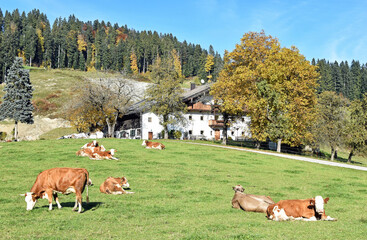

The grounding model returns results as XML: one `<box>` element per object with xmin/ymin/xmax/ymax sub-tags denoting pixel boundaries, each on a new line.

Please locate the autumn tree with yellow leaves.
<box><xmin>211</xmin><ymin>31</ymin><xmax>319</xmax><ymax>151</ymax></box>
<box><xmin>130</xmin><ymin>51</ymin><xmax>139</xmax><ymax>75</ymax></box>
<box><xmin>205</xmin><ymin>54</ymin><xmax>214</xmax><ymax>82</ymax></box>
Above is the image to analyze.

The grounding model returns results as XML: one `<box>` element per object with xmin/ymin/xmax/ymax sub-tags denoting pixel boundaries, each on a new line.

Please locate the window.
<box><xmin>200</xmin><ymin>130</ymin><xmax>204</xmax><ymax>135</ymax></box>
<box><xmin>148</xmin><ymin>117</ymin><xmax>152</xmax><ymax>122</ymax></box>
<box><xmin>215</xmin><ymin>115</ymin><xmax>219</xmax><ymax>120</ymax></box>
<box><xmin>189</xmin><ymin>130</ymin><xmax>192</xmax><ymax>135</ymax></box>
<box><xmin>231</xmin><ymin>131</ymin><xmax>234</xmax><ymax>136</ymax></box>
<box><xmin>242</xmin><ymin>131</ymin><xmax>245</xmax><ymax>136</ymax></box>
<box><xmin>210</xmin><ymin>131</ymin><xmax>213</xmax><ymax>136</ymax></box>
<box><xmin>200</xmin><ymin>116</ymin><xmax>204</xmax><ymax>121</ymax></box>
<box><xmin>189</xmin><ymin>115</ymin><xmax>192</xmax><ymax>120</ymax></box>
<box><xmin>242</xmin><ymin>118</ymin><xmax>245</xmax><ymax>122</ymax></box>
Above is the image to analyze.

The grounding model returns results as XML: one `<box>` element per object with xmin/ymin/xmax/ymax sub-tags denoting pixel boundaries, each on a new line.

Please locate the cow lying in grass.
<box><xmin>266</xmin><ymin>196</ymin><xmax>336</xmax><ymax>221</ymax></box>
<box><xmin>21</xmin><ymin>167</ymin><xmax>92</xmax><ymax>213</ymax></box>
<box><xmin>100</xmin><ymin>177</ymin><xmax>134</xmax><ymax>194</ymax></box>
<box><xmin>76</xmin><ymin>141</ymin><xmax>117</xmax><ymax>160</ymax></box>
<box><xmin>142</xmin><ymin>140</ymin><xmax>165</xmax><ymax>150</ymax></box>
<box><xmin>231</xmin><ymin>185</ymin><xmax>274</xmax><ymax>213</ymax></box>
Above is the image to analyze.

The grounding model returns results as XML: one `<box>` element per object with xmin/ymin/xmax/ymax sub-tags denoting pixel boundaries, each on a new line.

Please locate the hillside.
<box><xmin>0</xmin><ymin>68</ymin><xmax>152</xmax><ymax>140</ymax></box>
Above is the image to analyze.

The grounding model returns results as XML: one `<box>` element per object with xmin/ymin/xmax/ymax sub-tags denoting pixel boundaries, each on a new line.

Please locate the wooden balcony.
<box><xmin>208</xmin><ymin>120</ymin><xmax>224</xmax><ymax>128</ymax></box>
<box><xmin>187</xmin><ymin>102</ymin><xmax>212</xmax><ymax>111</ymax></box>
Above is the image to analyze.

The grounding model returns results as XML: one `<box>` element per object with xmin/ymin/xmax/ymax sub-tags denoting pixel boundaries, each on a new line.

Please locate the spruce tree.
<box><xmin>0</xmin><ymin>57</ymin><xmax>34</xmax><ymax>140</ymax></box>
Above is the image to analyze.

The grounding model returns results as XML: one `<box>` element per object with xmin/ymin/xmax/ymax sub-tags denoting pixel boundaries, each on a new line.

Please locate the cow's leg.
<box><xmin>75</xmin><ymin>192</ymin><xmax>83</xmax><ymax>213</ymax></box>
<box><xmin>72</xmin><ymin>199</ymin><xmax>78</xmax><ymax>211</ymax></box>
<box><xmin>46</xmin><ymin>189</ymin><xmax>53</xmax><ymax>211</ymax></box>
<box><xmin>53</xmin><ymin>193</ymin><xmax>62</xmax><ymax>209</ymax></box>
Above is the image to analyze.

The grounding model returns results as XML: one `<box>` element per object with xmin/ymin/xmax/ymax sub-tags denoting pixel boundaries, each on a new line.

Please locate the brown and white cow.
<box><xmin>21</xmin><ymin>168</ymin><xmax>91</xmax><ymax>213</ymax></box>
<box><xmin>90</xmin><ymin>149</ymin><xmax>118</xmax><ymax>160</ymax></box>
<box><xmin>81</xmin><ymin>140</ymin><xmax>98</xmax><ymax>149</ymax></box>
<box><xmin>142</xmin><ymin>140</ymin><xmax>165</xmax><ymax>150</ymax></box>
<box><xmin>231</xmin><ymin>185</ymin><xmax>274</xmax><ymax>213</ymax></box>
<box><xmin>99</xmin><ymin>177</ymin><xmax>134</xmax><ymax>194</ymax></box>
<box><xmin>76</xmin><ymin>146</ymin><xmax>105</xmax><ymax>157</ymax></box>
<box><xmin>266</xmin><ymin>196</ymin><xmax>336</xmax><ymax>221</ymax></box>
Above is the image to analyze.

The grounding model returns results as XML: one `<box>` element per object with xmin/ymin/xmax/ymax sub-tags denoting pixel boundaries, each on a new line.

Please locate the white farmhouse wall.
<box><xmin>141</xmin><ymin>112</ymin><xmax>164</xmax><ymax>139</ymax></box>
<box><xmin>140</xmin><ymin>111</ymin><xmax>251</xmax><ymax>141</ymax></box>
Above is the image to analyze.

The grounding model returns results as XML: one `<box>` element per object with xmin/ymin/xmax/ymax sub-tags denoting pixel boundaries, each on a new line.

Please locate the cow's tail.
<box><xmin>85</xmin><ymin>169</ymin><xmax>90</xmax><ymax>203</ymax></box>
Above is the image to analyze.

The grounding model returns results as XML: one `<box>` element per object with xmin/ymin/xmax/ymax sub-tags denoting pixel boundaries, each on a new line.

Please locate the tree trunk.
<box><xmin>348</xmin><ymin>147</ymin><xmax>355</xmax><ymax>163</ymax></box>
<box><xmin>14</xmin><ymin>121</ymin><xmax>18</xmax><ymax>141</ymax></box>
<box><xmin>277</xmin><ymin>139</ymin><xmax>282</xmax><ymax>153</ymax></box>
<box><xmin>255</xmin><ymin>141</ymin><xmax>260</xmax><ymax>149</ymax></box>
<box><xmin>106</xmin><ymin>118</ymin><xmax>113</xmax><ymax>138</ymax></box>
<box><xmin>222</xmin><ymin>113</ymin><xmax>229</xmax><ymax>145</ymax></box>
<box><xmin>330</xmin><ymin>147</ymin><xmax>335</xmax><ymax>161</ymax></box>
<box><xmin>58</xmin><ymin>45</ymin><xmax>60</xmax><ymax>68</ymax></box>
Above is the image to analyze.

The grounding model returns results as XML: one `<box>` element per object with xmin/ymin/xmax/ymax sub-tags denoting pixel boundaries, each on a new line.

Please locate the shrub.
<box><xmin>0</xmin><ymin>132</ymin><xmax>7</xmax><ymax>141</ymax></box>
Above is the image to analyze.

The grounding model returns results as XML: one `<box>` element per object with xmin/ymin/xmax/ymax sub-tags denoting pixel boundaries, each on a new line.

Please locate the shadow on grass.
<box><xmin>40</xmin><ymin>201</ymin><xmax>103</xmax><ymax>213</ymax></box>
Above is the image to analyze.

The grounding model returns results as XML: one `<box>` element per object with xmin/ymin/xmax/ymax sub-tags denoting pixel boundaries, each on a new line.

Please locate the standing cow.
<box><xmin>21</xmin><ymin>168</ymin><xmax>91</xmax><ymax>213</ymax></box>
<box><xmin>231</xmin><ymin>185</ymin><xmax>274</xmax><ymax>213</ymax></box>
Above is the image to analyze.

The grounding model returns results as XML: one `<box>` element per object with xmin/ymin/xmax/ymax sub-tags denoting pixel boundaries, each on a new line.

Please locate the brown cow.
<box><xmin>90</xmin><ymin>149</ymin><xmax>118</xmax><ymax>160</ymax></box>
<box><xmin>76</xmin><ymin>146</ymin><xmax>105</xmax><ymax>157</ymax></box>
<box><xmin>99</xmin><ymin>177</ymin><xmax>134</xmax><ymax>194</ymax></box>
<box><xmin>142</xmin><ymin>140</ymin><xmax>165</xmax><ymax>150</ymax></box>
<box><xmin>21</xmin><ymin>168</ymin><xmax>91</xmax><ymax>213</ymax></box>
<box><xmin>81</xmin><ymin>140</ymin><xmax>98</xmax><ymax>149</ymax></box>
<box><xmin>231</xmin><ymin>185</ymin><xmax>274</xmax><ymax>213</ymax></box>
<box><xmin>266</xmin><ymin>196</ymin><xmax>336</xmax><ymax>221</ymax></box>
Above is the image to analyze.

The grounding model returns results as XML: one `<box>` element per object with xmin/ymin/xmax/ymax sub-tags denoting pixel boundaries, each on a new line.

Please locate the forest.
<box><xmin>0</xmin><ymin>8</ymin><xmax>223</xmax><ymax>83</ymax></box>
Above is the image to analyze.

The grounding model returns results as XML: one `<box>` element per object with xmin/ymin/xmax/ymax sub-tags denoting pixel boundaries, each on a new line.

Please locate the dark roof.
<box><xmin>125</xmin><ymin>84</ymin><xmax>212</xmax><ymax>115</ymax></box>
<box><xmin>182</xmin><ymin>84</ymin><xmax>211</xmax><ymax>102</ymax></box>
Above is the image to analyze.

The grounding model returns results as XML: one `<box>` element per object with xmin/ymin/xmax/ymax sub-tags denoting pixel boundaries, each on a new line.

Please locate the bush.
<box><xmin>0</xmin><ymin>132</ymin><xmax>7</xmax><ymax>141</ymax></box>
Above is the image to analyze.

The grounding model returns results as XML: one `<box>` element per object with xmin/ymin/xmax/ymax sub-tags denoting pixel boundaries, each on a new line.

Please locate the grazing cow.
<box><xmin>90</xmin><ymin>149</ymin><xmax>118</xmax><ymax>160</ymax></box>
<box><xmin>21</xmin><ymin>168</ymin><xmax>91</xmax><ymax>213</ymax></box>
<box><xmin>231</xmin><ymin>185</ymin><xmax>274</xmax><ymax>213</ymax></box>
<box><xmin>266</xmin><ymin>196</ymin><xmax>336</xmax><ymax>221</ymax></box>
<box><xmin>100</xmin><ymin>177</ymin><xmax>134</xmax><ymax>194</ymax></box>
<box><xmin>142</xmin><ymin>140</ymin><xmax>165</xmax><ymax>150</ymax></box>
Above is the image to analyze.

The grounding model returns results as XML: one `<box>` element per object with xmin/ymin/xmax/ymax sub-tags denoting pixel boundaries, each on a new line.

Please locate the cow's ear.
<box><xmin>324</xmin><ymin>197</ymin><xmax>330</xmax><ymax>204</ymax></box>
<box><xmin>309</xmin><ymin>199</ymin><xmax>315</xmax><ymax>206</ymax></box>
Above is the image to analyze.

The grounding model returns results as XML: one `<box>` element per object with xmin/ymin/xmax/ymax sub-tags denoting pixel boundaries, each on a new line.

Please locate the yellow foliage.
<box><xmin>211</xmin><ymin>30</ymin><xmax>319</xmax><ymax>145</ymax></box>
<box><xmin>36</xmin><ymin>28</ymin><xmax>45</xmax><ymax>52</ymax></box>
<box><xmin>130</xmin><ymin>51</ymin><xmax>139</xmax><ymax>75</ymax></box>
<box><xmin>77</xmin><ymin>34</ymin><xmax>87</xmax><ymax>52</ymax></box>
<box><xmin>171</xmin><ymin>49</ymin><xmax>183</xmax><ymax>79</ymax></box>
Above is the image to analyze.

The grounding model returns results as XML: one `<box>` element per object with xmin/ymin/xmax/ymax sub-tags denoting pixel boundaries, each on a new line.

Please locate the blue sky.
<box><xmin>1</xmin><ymin>0</ymin><xmax>367</xmax><ymax>63</ymax></box>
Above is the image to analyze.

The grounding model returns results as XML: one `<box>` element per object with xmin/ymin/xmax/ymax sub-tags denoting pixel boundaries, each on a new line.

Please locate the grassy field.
<box><xmin>0</xmin><ymin>139</ymin><xmax>366</xmax><ymax>239</ymax></box>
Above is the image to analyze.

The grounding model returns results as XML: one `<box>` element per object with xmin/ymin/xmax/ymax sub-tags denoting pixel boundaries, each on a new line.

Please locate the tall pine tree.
<box><xmin>0</xmin><ymin>57</ymin><xmax>34</xmax><ymax>140</ymax></box>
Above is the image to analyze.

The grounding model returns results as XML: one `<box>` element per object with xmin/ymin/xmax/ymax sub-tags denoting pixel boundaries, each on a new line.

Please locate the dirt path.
<box><xmin>185</xmin><ymin>142</ymin><xmax>367</xmax><ymax>172</ymax></box>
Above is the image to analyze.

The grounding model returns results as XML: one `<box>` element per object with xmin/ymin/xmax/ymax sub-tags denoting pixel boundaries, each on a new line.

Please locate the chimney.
<box><xmin>190</xmin><ymin>82</ymin><xmax>196</xmax><ymax>90</ymax></box>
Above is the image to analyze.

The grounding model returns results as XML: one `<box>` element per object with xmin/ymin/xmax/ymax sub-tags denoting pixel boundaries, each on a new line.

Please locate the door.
<box><xmin>148</xmin><ymin>131</ymin><xmax>153</xmax><ymax>140</ymax></box>
<box><xmin>215</xmin><ymin>130</ymin><xmax>220</xmax><ymax>141</ymax></box>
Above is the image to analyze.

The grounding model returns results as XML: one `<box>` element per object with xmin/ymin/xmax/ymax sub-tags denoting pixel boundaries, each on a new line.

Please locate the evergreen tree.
<box><xmin>350</xmin><ymin>60</ymin><xmax>362</xmax><ymax>100</ymax></box>
<box><xmin>0</xmin><ymin>57</ymin><xmax>34</xmax><ymax>140</ymax></box>
<box><xmin>331</xmin><ymin>61</ymin><xmax>342</xmax><ymax>94</ymax></box>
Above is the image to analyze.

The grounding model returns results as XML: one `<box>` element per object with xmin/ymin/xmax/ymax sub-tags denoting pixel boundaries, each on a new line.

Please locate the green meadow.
<box><xmin>0</xmin><ymin>139</ymin><xmax>366</xmax><ymax>239</ymax></box>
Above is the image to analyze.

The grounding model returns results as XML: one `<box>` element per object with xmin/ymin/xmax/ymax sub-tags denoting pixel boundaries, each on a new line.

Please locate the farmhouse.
<box><xmin>115</xmin><ymin>83</ymin><xmax>251</xmax><ymax>141</ymax></box>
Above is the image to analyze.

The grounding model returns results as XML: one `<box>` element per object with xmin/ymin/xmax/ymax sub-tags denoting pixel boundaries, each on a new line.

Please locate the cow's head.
<box><xmin>92</xmin><ymin>140</ymin><xmax>98</xmax><ymax>147</ymax></box>
<box><xmin>142</xmin><ymin>140</ymin><xmax>147</xmax><ymax>146</ymax></box>
<box><xmin>310</xmin><ymin>196</ymin><xmax>329</xmax><ymax>214</ymax></box>
<box><xmin>110</xmin><ymin>149</ymin><xmax>116</xmax><ymax>156</ymax></box>
<box><xmin>21</xmin><ymin>192</ymin><xmax>38</xmax><ymax>211</ymax></box>
<box><xmin>232</xmin><ymin>185</ymin><xmax>245</xmax><ymax>193</ymax></box>
<box><xmin>120</xmin><ymin>177</ymin><xmax>130</xmax><ymax>188</ymax></box>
